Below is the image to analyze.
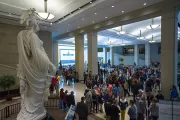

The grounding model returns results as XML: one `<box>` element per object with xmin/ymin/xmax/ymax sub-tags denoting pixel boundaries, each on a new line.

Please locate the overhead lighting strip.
<box><xmin>55</xmin><ymin>0</ymin><xmax>97</xmax><ymax>23</ymax></box>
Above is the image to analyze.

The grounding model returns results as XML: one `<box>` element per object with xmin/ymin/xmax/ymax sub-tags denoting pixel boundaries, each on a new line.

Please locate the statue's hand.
<box><xmin>49</xmin><ymin>62</ymin><xmax>57</xmax><ymax>76</ymax></box>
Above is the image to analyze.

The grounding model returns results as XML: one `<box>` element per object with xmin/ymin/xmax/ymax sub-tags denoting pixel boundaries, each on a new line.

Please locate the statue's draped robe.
<box><xmin>17</xmin><ymin>29</ymin><xmax>56</xmax><ymax>120</ymax></box>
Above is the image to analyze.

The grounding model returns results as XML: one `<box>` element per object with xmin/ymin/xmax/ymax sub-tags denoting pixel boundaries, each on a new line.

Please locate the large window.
<box><xmin>60</xmin><ymin>50</ymin><xmax>75</xmax><ymax>65</ymax></box>
<box><xmin>123</xmin><ymin>46</ymin><xmax>134</xmax><ymax>55</ymax></box>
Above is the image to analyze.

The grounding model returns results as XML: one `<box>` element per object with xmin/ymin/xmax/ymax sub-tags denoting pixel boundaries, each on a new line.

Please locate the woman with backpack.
<box><xmin>119</xmin><ymin>97</ymin><xmax>128</xmax><ymax>120</ymax></box>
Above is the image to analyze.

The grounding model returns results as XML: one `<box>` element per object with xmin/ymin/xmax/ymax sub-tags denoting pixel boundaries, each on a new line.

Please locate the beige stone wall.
<box><xmin>0</xmin><ymin>23</ymin><xmax>53</xmax><ymax>92</ymax></box>
<box><xmin>0</xmin><ymin>23</ymin><xmax>23</xmax><ymax>91</ymax></box>
<box><xmin>37</xmin><ymin>31</ymin><xmax>53</xmax><ymax>62</ymax></box>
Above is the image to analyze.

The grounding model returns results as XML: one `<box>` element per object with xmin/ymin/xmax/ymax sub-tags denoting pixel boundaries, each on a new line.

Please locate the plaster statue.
<box><xmin>16</xmin><ymin>8</ymin><xmax>56</xmax><ymax>120</ymax></box>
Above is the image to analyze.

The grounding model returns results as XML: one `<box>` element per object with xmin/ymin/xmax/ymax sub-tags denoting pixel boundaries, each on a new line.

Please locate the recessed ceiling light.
<box><xmin>95</xmin><ymin>13</ymin><xmax>97</xmax><ymax>15</ymax></box>
<box><xmin>122</xmin><ymin>11</ymin><xmax>124</xmax><ymax>13</ymax></box>
<box><xmin>90</xmin><ymin>1</ymin><xmax>92</xmax><ymax>3</ymax></box>
<box><xmin>144</xmin><ymin>3</ymin><xmax>147</xmax><ymax>6</ymax></box>
<box><xmin>50</xmin><ymin>23</ymin><xmax>52</xmax><ymax>25</ymax></box>
<box><xmin>105</xmin><ymin>17</ymin><xmax>108</xmax><ymax>19</ymax></box>
<box><xmin>112</xmin><ymin>6</ymin><xmax>114</xmax><ymax>8</ymax></box>
<box><xmin>121</xmin><ymin>43</ymin><xmax>126</xmax><ymax>46</ymax></box>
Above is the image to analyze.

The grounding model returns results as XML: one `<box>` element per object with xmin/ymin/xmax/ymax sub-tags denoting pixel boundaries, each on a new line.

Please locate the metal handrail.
<box><xmin>0</xmin><ymin>64</ymin><xmax>17</xmax><ymax>70</ymax></box>
<box><xmin>0</xmin><ymin>97</ymin><xmax>59</xmax><ymax>120</ymax></box>
<box><xmin>0</xmin><ymin>102</ymin><xmax>20</xmax><ymax>120</ymax></box>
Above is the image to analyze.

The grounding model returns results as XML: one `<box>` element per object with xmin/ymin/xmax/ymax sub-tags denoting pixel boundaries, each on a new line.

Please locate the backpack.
<box><xmin>92</xmin><ymin>94</ymin><xmax>97</xmax><ymax>102</ymax></box>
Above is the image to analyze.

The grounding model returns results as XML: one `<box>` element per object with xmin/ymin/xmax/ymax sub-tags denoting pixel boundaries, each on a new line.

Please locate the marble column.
<box><xmin>53</xmin><ymin>40</ymin><xmax>59</xmax><ymax>68</ymax></box>
<box><xmin>103</xmin><ymin>47</ymin><xmax>107</xmax><ymax>64</ymax></box>
<box><xmin>161</xmin><ymin>9</ymin><xmax>178</xmax><ymax>99</ymax></box>
<box><xmin>75</xmin><ymin>34</ymin><xmax>84</xmax><ymax>80</ymax></box>
<box><xmin>134</xmin><ymin>44</ymin><xmax>139</xmax><ymax>65</ymax></box>
<box><xmin>87</xmin><ymin>31</ymin><xmax>98</xmax><ymax>75</ymax></box>
<box><xmin>145</xmin><ymin>43</ymin><xmax>150</xmax><ymax>66</ymax></box>
<box><xmin>110</xmin><ymin>47</ymin><xmax>114</xmax><ymax>65</ymax></box>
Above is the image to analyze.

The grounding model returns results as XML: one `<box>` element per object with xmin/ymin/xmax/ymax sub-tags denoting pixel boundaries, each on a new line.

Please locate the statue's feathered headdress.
<box><xmin>20</xmin><ymin>8</ymin><xmax>36</xmax><ymax>26</ymax></box>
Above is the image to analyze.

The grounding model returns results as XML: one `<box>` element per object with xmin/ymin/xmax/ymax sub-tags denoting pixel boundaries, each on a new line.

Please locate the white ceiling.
<box><xmin>0</xmin><ymin>0</ymin><xmax>165</xmax><ymax>34</ymax></box>
<box><xmin>59</xmin><ymin>16</ymin><xmax>180</xmax><ymax>46</ymax></box>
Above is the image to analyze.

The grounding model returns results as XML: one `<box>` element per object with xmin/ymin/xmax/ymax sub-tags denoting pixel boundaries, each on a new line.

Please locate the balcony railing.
<box><xmin>0</xmin><ymin>97</ymin><xmax>59</xmax><ymax>120</ymax></box>
<box><xmin>0</xmin><ymin>103</ymin><xmax>20</xmax><ymax>120</ymax></box>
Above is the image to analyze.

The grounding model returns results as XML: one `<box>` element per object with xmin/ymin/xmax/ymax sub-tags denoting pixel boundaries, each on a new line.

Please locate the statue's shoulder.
<box><xmin>17</xmin><ymin>30</ymin><xmax>37</xmax><ymax>38</ymax></box>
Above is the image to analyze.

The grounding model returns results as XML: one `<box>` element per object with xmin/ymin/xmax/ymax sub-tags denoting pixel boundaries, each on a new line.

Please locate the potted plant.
<box><xmin>119</xmin><ymin>57</ymin><xmax>124</xmax><ymax>65</ymax></box>
<box><xmin>0</xmin><ymin>75</ymin><xmax>16</xmax><ymax>101</ymax></box>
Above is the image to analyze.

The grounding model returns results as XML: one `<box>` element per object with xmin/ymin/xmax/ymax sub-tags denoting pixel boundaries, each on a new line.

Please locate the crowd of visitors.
<box><xmin>51</xmin><ymin>61</ymin><xmax>180</xmax><ymax>120</ymax></box>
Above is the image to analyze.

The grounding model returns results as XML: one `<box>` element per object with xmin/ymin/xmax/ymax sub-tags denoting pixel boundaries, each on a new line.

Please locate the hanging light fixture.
<box><xmin>146</xmin><ymin>18</ymin><xmax>160</xmax><ymax>29</ymax></box>
<box><xmin>37</xmin><ymin>0</ymin><xmax>54</xmax><ymax>20</ymax></box>
<box><xmin>106</xmin><ymin>37</ymin><xmax>112</xmax><ymax>45</ymax></box>
<box><xmin>149</xmin><ymin>35</ymin><xmax>155</xmax><ymax>43</ymax></box>
<box><xmin>117</xmin><ymin>26</ymin><xmax>127</xmax><ymax>34</ymax></box>
<box><xmin>137</xmin><ymin>30</ymin><xmax>145</xmax><ymax>40</ymax></box>
<box><xmin>120</xmin><ymin>39</ymin><xmax>126</xmax><ymax>45</ymax></box>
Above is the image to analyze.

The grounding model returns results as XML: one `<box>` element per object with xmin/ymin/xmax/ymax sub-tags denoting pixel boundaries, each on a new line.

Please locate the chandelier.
<box><xmin>137</xmin><ymin>30</ymin><xmax>145</xmax><ymax>40</ymax></box>
<box><xmin>120</xmin><ymin>39</ymin><xmax>126</xmax><ymax>45</ymax></box>
<box><xmin>149</xmin><ymin>35</ymin><xmax>155</xmax><ymax>43</ymax></box>
<box><xmin>37</xmin><ymin>0</ymin><xmax>54</xmax><ymax>20</ymax></box>
<box><xmin>117</xmin><ymin>26</ymin><xmax>127</xmax><ymax>34</ymax></box>
<box><xmin>146</xmin><ymin>18</ymin><xmax>160</xmax><ymax>30</ymax></box>
<box><xmin>106</xmin><ymin>37</ymin><xmax>112</xmax><ymax>45</ymax></box>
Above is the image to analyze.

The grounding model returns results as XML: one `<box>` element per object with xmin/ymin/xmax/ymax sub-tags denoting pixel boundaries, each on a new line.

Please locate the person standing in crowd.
<box><xmin>147</xmin><ymin>92</ymin><xmax>154</xmax><ymax>107</ymax></box>
<box><xmin>119</xmin><ymin>97</ymin><xmax>128</xmax><ymax>120</ymax></box>
<box><xmin>124</xmin><ymin>80</ymin><xmax>130</xmax><ymax>97</ymax></box>
<box><xmin>83</xmin><ymin>72</ymin><xmax>86</xmax><ymax>84</ymax></box>
<box><xmin>55</xmin><ymin>72</ymin><xmax>60</xmax><ymax>96</ymax></box>
<box><xmin>66</xmin><ymin>91</ymin><xmax>75</xmax><ymax>109</ymax></box>
<box><xmin>128</xmin><ymin>76</ymin><xmax>132</xmax><ymax>92</ymax></box>
<box><xmin>76</xmin><ymin>72</ymin><xmax>79</xmax><ymax>82</ymax></box>
<box><xmin>137</xmin><ymin>96</ymin><xmax>146</xmax><ymax>120</ymax></box>
<box><xmin>49</xmin><ymin>81</ymin><xmax>54</xmax><ymax>95</ymax></box>
<box><xmin>63</xmin><ymin>90</ymin><xmax>68</xmax><ymax>112</ymax></box>
<box><xmin>155</xmin><ymin>91</ymin><xmax>164</xmax><ymax>102</ymax></box>
<box><xmin>92</xmin><ymin>90</ymin><xmax>98</xmax><ymax>113</ymax></box>
<box><xmin>104</xmin><ymin>99</ymin><xmax>112</xmax><ymax>120</ymax></box>
<box><xmin>59</xmin><ymin>88</ymin><xmax>65</xmax><ymax>109</ymax></box>
<box><xmin>89</xmin><ymin>71</ymin><xmax>92</xmax><ymax>79</ymax></box>
<box><xmin>76</xmin><ymin>97</ymin><xmax>88</xmax><ymax>120</ymax></box>
<box><xmin>110</xmin><ymin>100</ymin><xmax>120</xmax><ymax>120</ymax></box>
<box><xmin>128</xmin><ymin>100</ymin><xmax>137</xmax><ymax>120</ymax></box>
<box><xmin>149</xmin><ymin>98</ymin><xmax>159</xmax><ymax>120</ymax></box>
<box><xmin>98</xmin><ymin>93</ymin><xmax>104</xmax><ymax>113</ymax></box>
<box><xmin>85</xmin><ymin>88</ymin><xmax>92</xmax><ymax>114</ymax></box>
<box><xmin>170</xmin><ymin>85</ymin><xmax>179</xmax><ymax>100</ymax></box>
<box><xmin>118</xmin><ymin>84</ymin><xmax>124</xmax><ymax>101</ymax></box>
